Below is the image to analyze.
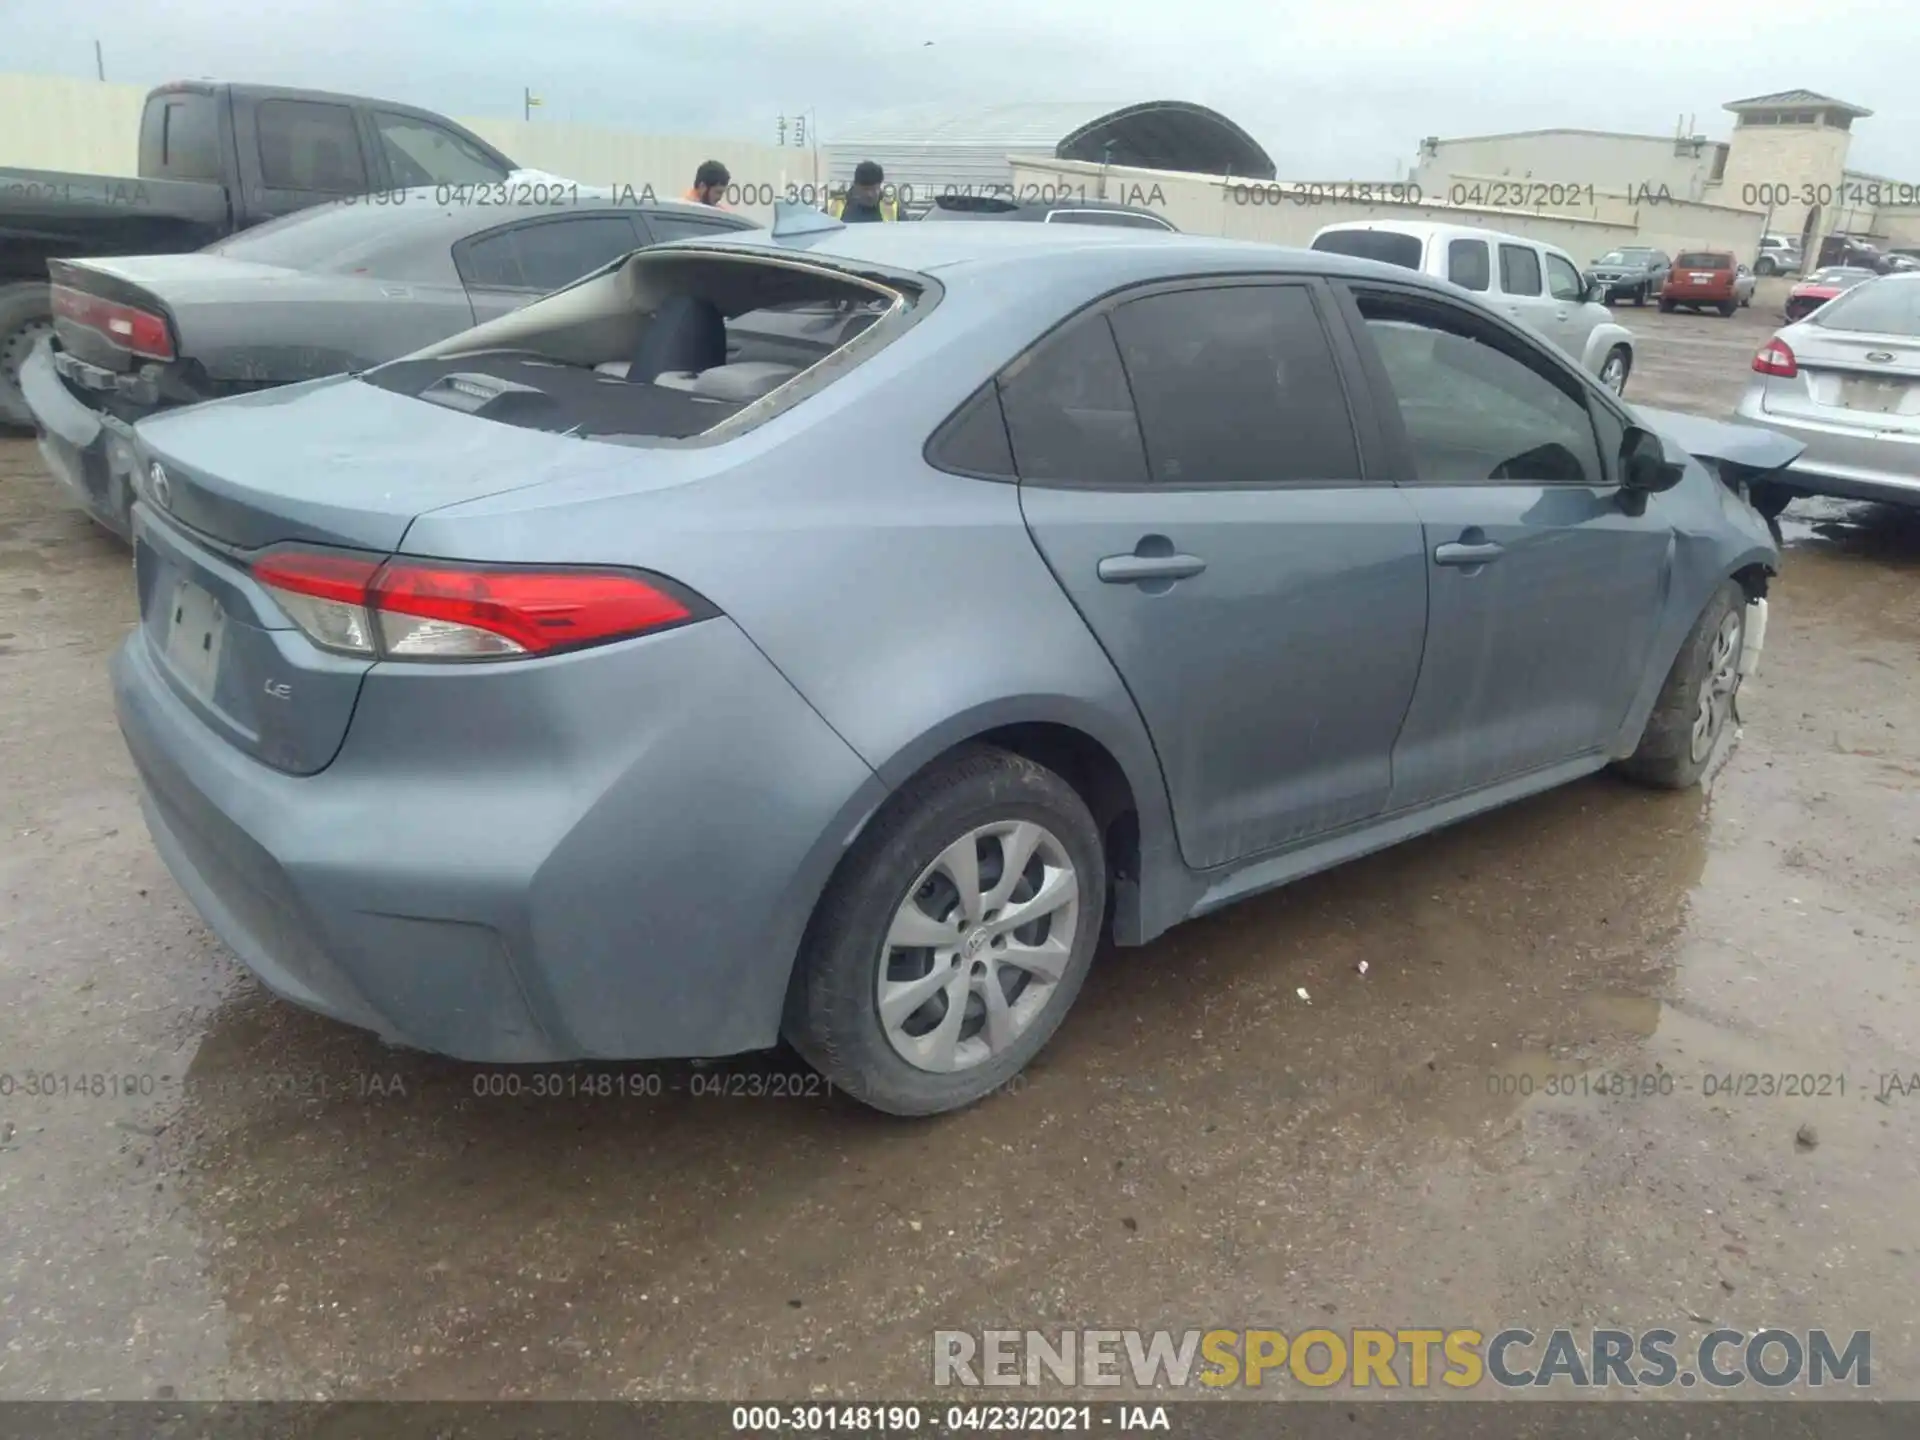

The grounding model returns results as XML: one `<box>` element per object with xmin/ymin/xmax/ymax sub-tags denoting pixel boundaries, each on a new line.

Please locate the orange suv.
<box><xmin>1659</xmin><ymin>251</ymin><xmax>1755</xmax><ymax>316</ymax></box>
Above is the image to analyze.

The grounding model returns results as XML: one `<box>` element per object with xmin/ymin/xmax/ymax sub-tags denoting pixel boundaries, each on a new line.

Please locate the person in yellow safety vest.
<box><xmin>681</xmin><ymin>160</ymin><xmax>731</xmax><ymax>207</ymax></box>
<box><xmin>828</xmin><ymin>161</ymin><xmax>899</xmax><ymax>222</ymax></box>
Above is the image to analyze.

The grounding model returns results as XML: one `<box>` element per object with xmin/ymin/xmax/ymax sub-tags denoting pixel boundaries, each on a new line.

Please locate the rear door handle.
<box><xmin>1434</xmin><ymin>541</ymin><xmax>1505</xmax><ymax>566</ymax></box>
<box><xmin>1098</xmin><ymin>553</ymin><xmax>1207</xmax><ymax>584</ymax></box>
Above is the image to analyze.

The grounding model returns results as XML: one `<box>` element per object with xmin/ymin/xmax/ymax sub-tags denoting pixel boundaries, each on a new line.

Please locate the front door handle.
<box><xmin>1434</xmin><ymin>540</ymin><xmax>1505</xmax><ymax>567</ymax></box>
<box><xmin>1098</xmin><ymin>552</ymin><xmax>1207</xmax><ymax>584</ymax></box>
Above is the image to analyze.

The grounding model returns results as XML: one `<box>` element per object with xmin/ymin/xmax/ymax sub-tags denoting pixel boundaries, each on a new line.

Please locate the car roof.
<box><xmin>1313</xmin><ymin>218</ymin><xmax>1565</xmax><ymax>252</ymax></box>
<box><xmin>231</xmin><ymin>188</ymin><xmax>755</xmax><ymax>253</ymax></box>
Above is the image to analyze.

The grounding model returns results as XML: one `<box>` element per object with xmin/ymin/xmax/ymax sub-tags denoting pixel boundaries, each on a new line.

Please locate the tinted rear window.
<box><xmin>1109</xmin><ymin>285</ymin><xmax>1361</xmax><ymax>485</ymax></box>
<box><xmin>139</xmin><ymin>93</ymin><xmax>223</xmax><ymax>182</ymax></box>
<box><xmin>1812</xmin><ymin>280</ymin><xmax>1920</xmax><ymax>334</ymax></box>
<box><xmin>999</xmin><ymin>316</ymin><xmax>1148</xmax><ymax>485</ymax></box>
<box><xmin>1676</xmin><ymin>253</ymin><xmax>1732</xmax><ymax>270</ymax></box>
<box><xmin>1311</xmin><ymin>229</ymin><xmax>1424</xmax><ymax>270</ymax></box>
<box><xmin>1447</xmin><ymin>239</ymin><xmax>1490</xmax><ymax>291</ymax></box>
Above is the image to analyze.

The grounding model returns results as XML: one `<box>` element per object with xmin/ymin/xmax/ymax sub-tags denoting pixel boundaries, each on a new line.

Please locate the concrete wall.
<box><xmin>0</xmin><ymin>72</ymin><xmax>799</xmax><ymax>221</ymax></box>
<box><xmin>1410</xmin><ymin>132</ymin><xmax>1719</xmax><ymax>202</ymax></box>
<box><xmin>0</xmin><ymin>73</ymin><xmax>147</xmax><ymax>173</ymax></box>
<box><xmin>1008</xmin><ymin>156</ymin><xmax>1765</xmax><ymax>266</ymax></box>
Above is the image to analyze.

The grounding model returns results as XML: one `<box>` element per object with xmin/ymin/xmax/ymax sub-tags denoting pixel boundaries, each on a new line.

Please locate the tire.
<box><xmin>1756</xmin><ymin>257</ymin><xmax>1776</xmax><ymax>277</ymax></box>
<box><xmin>1633</xmin><ymin>283</ymin><xmax>1648</xmax><ymax>307</ymax></box>
<box><xmin>0</xmin><ymin>281</ymin><xmax>54</xmax><ymax>430</ymax></box>
<box><xmin>1616</xmin><ymin>581</ymin><xmax>1746</xmax><ymax>790</ymax></box>
<box><xmin>784</xmin><ymin>745</ymin><xmax>1106</xmax><ymax>1116</ymax></box>
<box><xmin>1718</xmin><ymin>301</ymin><xmax>1738</xmax><ymax>317</ymax></box>
<box><xmin>1598</xmin><ymin>345</ymin><xmax>1631</xmax><ymax>396</ymax></box>
<box><xmin>1658</xmin><ymin>298</ymin><xmax>1676</xmax><ymax>313</ymax></box>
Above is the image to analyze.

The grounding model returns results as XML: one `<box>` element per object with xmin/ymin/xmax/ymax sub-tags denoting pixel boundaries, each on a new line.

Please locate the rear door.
<box><xmin>454</xmin><ymin>212</ymin><xmax>649</xmax><ymax>322</ymax></box>
<box><xmin>1491</xmin><ymin>241</ymin><xmax>1555</xmax><ymax>338</ymax></box>
<box><xmin>1757</xmin><ymin>279</ymin><xmax>1920</xmax><ymax>436</ymax></box>
<box><xmin>1011</xmin><ymin>279</ymin><xmax>1430</xmax><ymax>870</ymax></box>
<box><xmin>1329</xmin><ymin>281</ymin><xmax>1673</xmax><ymax>807</ymax></box>
<box><xmin>1444</xmin><ymin>235</ymin><xmax>1493</xmax><ymax>296</ymax></box>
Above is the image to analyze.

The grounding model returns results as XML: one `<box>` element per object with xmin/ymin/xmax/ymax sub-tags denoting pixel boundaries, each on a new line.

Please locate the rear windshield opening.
<box><xmin>1675</xmin><ymin>253</ymin><xmax>1732</xmax><ymax>270</ymax></box>
<box><xmin>363</xmin><ymin>252</ymin><xmax>912</xmax><ymax>441</ymax></box>
<box><xmin>1309</xmin><ymin>229</ymin><xmax>1424</xmax><ymax>271</ymax></box>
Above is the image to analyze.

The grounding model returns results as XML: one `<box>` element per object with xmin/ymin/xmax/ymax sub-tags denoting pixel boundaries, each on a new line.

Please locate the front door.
<box><xmin>1009</xmin><ymin>280</ymin><xmax>1430</xmax><ymax>870</ymax></box>
<box><xmin>1331</xmin><ymin>282</ymin><xmax>1674</xmax><ymax>810</ymax></box>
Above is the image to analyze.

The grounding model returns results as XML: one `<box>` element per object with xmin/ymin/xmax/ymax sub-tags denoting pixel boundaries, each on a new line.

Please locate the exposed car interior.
<box><xmin>365</xmin><ymin>250</ymin><xmax>907</xmax><ymax>439</ymax></box>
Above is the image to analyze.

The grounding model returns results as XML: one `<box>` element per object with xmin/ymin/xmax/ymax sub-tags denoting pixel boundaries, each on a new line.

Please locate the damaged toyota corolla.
<box><xmin>111</xmin><ymin>209</ymin><xmax>1795</xmax><ymax>1115</ymax></box>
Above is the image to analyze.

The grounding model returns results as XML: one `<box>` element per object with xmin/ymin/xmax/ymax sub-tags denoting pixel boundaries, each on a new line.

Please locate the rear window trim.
<box><xmin>557</xmin><ymin>248</ymin><xmax>940</xmax><ymax>451</ymax></box>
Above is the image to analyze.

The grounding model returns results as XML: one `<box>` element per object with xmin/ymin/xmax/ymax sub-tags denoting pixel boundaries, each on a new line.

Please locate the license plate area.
<box><xmin>163</xmin><ymin>579</ymin><xmax>227</xmax><ymax>701</ymax></box>
<box><xmin>1838</xmin><ymin>376</ymin><xmax>1910</xmax><ymax>414</ymax></box>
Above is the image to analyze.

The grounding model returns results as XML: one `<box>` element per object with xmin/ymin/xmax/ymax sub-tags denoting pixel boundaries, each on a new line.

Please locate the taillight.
<box><xmin>1753</xmin><ymin>338</ymin><xmax>1798</xmax><ymax>378</ymax></box>
<box><xmin>49</xmin><ymin>284</ymin><xmax>175</xmax><ymax>360</ymax></box>
<box><xmin>252</xmin><ymin>549</ymin><xmax>704</xmax><ymax>661</ymax></box>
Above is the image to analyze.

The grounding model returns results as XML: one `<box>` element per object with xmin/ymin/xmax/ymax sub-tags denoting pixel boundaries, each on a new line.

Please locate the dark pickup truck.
<box><xmin>1</xmin><ymin>81</ymin><xmax>519</xmax><ymax>425</ymax></box>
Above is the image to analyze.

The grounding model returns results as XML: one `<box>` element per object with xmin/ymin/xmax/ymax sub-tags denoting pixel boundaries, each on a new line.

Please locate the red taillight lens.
<box><xmin>50</xmin><ymin>284</ymin><xmax>175</xmax><ymax>360</ymax></box>
<box><xmin>1753</xmin><ymin>339</ymin><xmax>1798</xmax><ymax>378</ymax></box>
<box><xmin>252</xmin><ymin>549</ymin><xmax>700</xmax><ymax>661</ymax></box>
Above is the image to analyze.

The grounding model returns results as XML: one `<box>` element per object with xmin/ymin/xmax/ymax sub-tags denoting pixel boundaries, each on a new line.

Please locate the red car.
<box><xmin>1783</xmin><ymin>266</ymin><xmax>1877</xmax><ymax>322</ymax></box>
<box><xmin>1658</xmin><ymin>251</ymin><xmax>1752</xmax><ymax>316</ymax></box>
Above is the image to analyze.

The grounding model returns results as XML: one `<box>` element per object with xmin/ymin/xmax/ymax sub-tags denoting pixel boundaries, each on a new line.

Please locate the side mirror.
<box><xmin>1584</xmin><ymin>276</ymin><xmax>1608</xmax><ymax>304</ymax></box>
<box><xmin>1621</xmin><ymin>426</ymin><xmax>1685</xmax><ymax>509</ymax></box>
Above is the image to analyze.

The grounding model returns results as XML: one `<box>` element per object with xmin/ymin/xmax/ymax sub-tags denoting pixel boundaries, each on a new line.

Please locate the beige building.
<box><xmin>1411</xmin><ymin>88</ymin><xmax>1920</xmax><ymax>255</ymax></box>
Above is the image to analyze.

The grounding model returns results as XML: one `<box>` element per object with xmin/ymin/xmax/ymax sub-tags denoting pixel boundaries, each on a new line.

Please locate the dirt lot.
<box><xmin>1</xmin><ymin>285</ymin><xmax>1917</xmax><ymax>1401</ymax></box>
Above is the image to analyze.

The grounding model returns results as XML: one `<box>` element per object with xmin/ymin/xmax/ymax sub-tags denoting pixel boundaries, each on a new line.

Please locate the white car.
<box><xmin>1310</xmin><ymin>219</ymin><xmax>1637</xmax><ymax>395</ymax></box>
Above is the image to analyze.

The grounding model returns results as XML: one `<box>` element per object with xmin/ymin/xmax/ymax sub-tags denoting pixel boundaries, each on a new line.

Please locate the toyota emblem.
<box><xmin>1865</xmin><ymin>351</ymin><xmax>1894</xmax><ymax>363</ymax></box>
<box><xmin>147</xmin><ymin>461</ymin><xmax>173</xmax><ymax>511</ymax></box>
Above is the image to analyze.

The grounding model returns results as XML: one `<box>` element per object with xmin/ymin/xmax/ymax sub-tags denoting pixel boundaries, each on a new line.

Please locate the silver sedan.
<box><xmin>1734</xmin><ymin>272</ymin><xmax>1920</xmax><ymax>515</ymax></box>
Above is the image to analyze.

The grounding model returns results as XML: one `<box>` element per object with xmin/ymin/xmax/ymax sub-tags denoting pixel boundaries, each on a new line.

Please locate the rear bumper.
<box><xmin>1732</xmin><ymin>389</ymin><xmax>1920</xmax><ymax>507</ymax></box>
<box><xmin>113</xmin><ymin>614</ymin><xmax>886</xmax><ymax>1062</ymax></box>
<box><xmin>19</xmin><ymin>340</ymin><xmax>141</xmax><ymax>540</ymax></box>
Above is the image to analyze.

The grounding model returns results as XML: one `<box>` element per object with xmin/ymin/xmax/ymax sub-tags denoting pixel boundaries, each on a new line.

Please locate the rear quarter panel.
<box><xmin>402</xmin><ymin>262</ymin><xmax>1189</xmax><ymax>943</ymax></box>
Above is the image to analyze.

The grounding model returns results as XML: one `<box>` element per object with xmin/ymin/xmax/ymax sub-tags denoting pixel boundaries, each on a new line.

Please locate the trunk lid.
<box><xmin>129</xmin><ymin>372</ymin><xmax>637</xmax><ymax>774</ymax></box>
<box><xmin>132</xmin><ymin>373</ymin><xmax>590</xmax><ymax>552</ymax></box>
<box><xmin>1761</xmin><ymin>322</ymin><xmax>1920</xmax><ymax>434</ymax></box>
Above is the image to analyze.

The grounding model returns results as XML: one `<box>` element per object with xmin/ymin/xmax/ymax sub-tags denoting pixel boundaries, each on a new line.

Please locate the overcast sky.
<box><xmin>4</xmin><ymin>0</ymin><xmax>1916</xmax><ymax>180</ymax></box>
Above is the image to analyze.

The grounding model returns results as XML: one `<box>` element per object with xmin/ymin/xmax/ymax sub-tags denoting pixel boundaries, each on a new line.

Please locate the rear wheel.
<box><xmin>0</xmin><ymin>282</ymin><xmax>54</xmax><ymax>430</ymax></box>
<box><xmin>785</xmin><ymin>746</ymin><xmax>1106</xmax><ymax>1116</ymax></box>
<box><xmin>1718</xmin><ymin>301</ymin><xmax>1738</xmax><ymax>317</ymax></box>
<box><xmin>1617</xmin><ymin>581</ymin><xmax>1745</xmax><ymax>790</ymax></box>
<box><xmin>1658</xmin><ymin>298</ymin><xmax>1676</xmax><ymax>313</ymax></box>
<box><xmin>1633</xmin><ymin>283</ymin><xmax>1648</xmax><ymax>306</ymax></box>
<box><xmin>1756</xmin><ymin>257</ymin><xmax>1777</xmax><ymax>276</ymax></box>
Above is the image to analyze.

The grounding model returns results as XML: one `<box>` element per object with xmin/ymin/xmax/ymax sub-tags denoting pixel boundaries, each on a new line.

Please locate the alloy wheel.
<box><xmin>1600</xmin><ymin>352</ymin><xmax>1629</xmax><ymax>394</ymax></box>
<box><xmin>876</xmin><ymin>820</ymin><xmax>1081</xmax><ymax>1074</ymax></box>
<box><xmin>1689</xmin><ymin>611</ymin><xmax>1743</xmax><ymax>764</ymax></box>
